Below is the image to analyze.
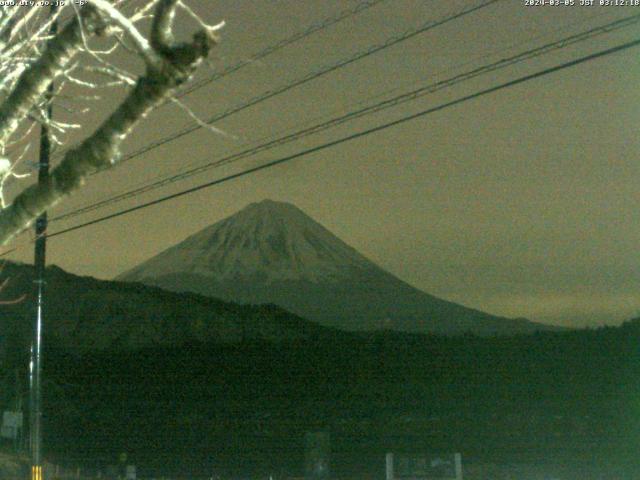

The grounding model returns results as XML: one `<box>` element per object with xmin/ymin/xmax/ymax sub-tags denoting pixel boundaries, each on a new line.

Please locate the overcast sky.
<box><xmin>4</xmin><ymin>0</ymin><xmax>640</xmax><ymax>328</ymax></box>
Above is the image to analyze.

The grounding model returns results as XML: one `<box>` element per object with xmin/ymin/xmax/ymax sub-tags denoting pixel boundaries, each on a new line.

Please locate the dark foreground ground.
<box><xmin>3</xmin><ymin>319</ymin><xmax>640</xmax><ymax>479</ymax></box>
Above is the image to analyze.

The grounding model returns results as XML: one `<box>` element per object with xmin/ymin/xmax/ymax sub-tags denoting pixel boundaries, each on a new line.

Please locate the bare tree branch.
<box><xmin>88</xmin><ymin>0</ymin><xmax>159</xmax><ymax>68</ymax></box>
<box><xmin>0</xmin><ymin>6</ymin><xmax>107</xmax><ymax>147</ymax></box>
<box><xmin>0</xmin><ymin>0</ymin><xmax>219</xmax><ymax>245</ymax></box>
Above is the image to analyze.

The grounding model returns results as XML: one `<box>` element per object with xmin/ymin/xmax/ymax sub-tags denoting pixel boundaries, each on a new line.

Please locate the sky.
<box><xmin>3</xmin><ymin>0</ymin><xmax>640</xmax><ymax>328</ymax></box>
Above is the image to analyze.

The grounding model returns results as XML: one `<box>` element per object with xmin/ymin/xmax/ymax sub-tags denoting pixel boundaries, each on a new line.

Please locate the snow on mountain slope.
<box><xmin>118</xmin><ymin>200</ymin><xmax>557</xmax><ymax>335</ymax></box>
<box><xmin>122</xmin><ymin>200</ymin><xmax>377</xmax><ymax>284</ymax></box>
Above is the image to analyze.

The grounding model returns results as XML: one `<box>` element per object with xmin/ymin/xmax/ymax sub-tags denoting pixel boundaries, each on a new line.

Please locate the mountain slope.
<box><xmin>0</xmin><ymin>261</ymin><xmax>338</xmax><ymax>354</ymax></box>
<box><xmin>118</xmin><ymin>200</ymin><xmax>554</xmax><ymax>335</ymax></box>
<box><xmin>121</xmin><ymin>200</ymin><xmax>378</xmax><ymax>283</ymax></box>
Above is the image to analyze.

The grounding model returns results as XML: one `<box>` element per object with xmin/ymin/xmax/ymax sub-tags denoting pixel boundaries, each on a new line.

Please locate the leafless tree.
<box><xmin>0</xmin><ymin>0</ymin><xmax>223</xmax><ymax>246</ymax></box>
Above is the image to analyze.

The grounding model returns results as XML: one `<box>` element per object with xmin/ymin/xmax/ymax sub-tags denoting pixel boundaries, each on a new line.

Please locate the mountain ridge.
<box><xmin>0</xmin><ymin>261</ymin><xmax>340</xmax><ymax>355</ymax></box>
<box><xmin>120</xmin><ymin>199</ymin><xmax>379</xmax><ymax>284</ymax></box>
<box><xmin>118</xmin><ymin>199</ymin><xmax>558</xmax><ymax>336</ymax></box>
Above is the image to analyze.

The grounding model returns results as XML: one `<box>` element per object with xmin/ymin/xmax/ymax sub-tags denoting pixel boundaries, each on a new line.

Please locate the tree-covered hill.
<box><xmin>39</xmin><ymin>319</ymin><xmax>640</xmax><ymax>478</ymax></box>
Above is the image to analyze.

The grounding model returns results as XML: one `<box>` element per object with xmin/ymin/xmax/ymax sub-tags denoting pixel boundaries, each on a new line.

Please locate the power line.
<box><xmin>45</xmin><ymin>36</ymin><xmax>640</xmax><ymax>240</ymax></box>
<box><xmin>51</xmin><ymin>8</ymin><xmax>623</xmax><ymax>221</ymax></box>
<box><xmin>175</xmin><ymin>0</ymin><xmax>390</xmax><ymax>99</ymax></box>
<box><xmin>50</xmin><ymin>0</ymin><xmax>389</xmax><ymax>162</ymax></box>
<box><xmin>85</xmin><ymin>0</ymin><xmax>502</xmax><ymax>174</ymax></box>
<box><xmin>50</xmin><ymin>11</ymin><xmax>640</xmax><ymax>223</ymax></box>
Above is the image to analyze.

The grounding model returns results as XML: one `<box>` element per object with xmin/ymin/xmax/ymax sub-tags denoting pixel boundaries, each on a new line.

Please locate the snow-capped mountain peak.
<box><xmin>119</xmin><ymin>199</ymin><xmax>554</xmax><ymax>335</ymax></box>
<box><xmin>122</xmin><ymin>199</ymin><xmax>375</xmax><ymax>284</ymax></box>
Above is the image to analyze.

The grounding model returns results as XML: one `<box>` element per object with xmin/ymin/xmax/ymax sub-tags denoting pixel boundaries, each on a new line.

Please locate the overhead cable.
<box><xmin>51</xmin><ymin>11</ymin><xmax>640</xmax><ymax>222</ymax></box>
<box><xmin>45</xmin><ymin>36</ymin><xmax>640</xmax><ymax>240</ymax></box>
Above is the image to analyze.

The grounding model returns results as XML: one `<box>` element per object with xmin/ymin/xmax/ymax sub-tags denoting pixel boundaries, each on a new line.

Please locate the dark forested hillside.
<box><xmin>35</xmin><ymin>319</ymin><xmax>640</xmax><ymax>478</ymax></box>
<box><xmin>0</xmin><ymin>261</ymin><xmax>339</xmax><ymax>358</ymax></box>
<box><xmin>1</xmin><ymin>263</ymin><xmax>637</xmax><ymax>478</ymax></box>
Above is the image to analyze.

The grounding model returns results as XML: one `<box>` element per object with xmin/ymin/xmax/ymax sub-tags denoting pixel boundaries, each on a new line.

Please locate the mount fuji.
<box><xmin>118</xmin><ymin>200</ymin><xmax>554</xmax><ymax>335</ymax></box>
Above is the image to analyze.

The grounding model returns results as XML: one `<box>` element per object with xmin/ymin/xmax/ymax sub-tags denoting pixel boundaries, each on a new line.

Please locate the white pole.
<box><xmin>454</xmin><ymin>453</ymin><xmax>462</xmax><ymax>480</ymax></box>
<box><xmin>385</xmin><ymin>453</ymin><xmax>394</xmax><ymax>480</ymax></box>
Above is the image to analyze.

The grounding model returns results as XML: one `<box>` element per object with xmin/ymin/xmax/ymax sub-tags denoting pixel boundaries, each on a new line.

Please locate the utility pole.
<box><xmin>30</xmin><ymin>6</ymin><xmax>57</xmax><ymax>480</ymax></box>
